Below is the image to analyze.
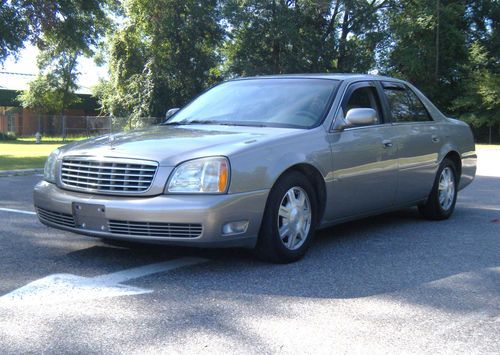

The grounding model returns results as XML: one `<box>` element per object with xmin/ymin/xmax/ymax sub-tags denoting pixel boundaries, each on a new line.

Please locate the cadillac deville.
<box><xmin>34</xmin><ymin>74</ymin><xmax>477</xmax><ymax>262</ymax></box>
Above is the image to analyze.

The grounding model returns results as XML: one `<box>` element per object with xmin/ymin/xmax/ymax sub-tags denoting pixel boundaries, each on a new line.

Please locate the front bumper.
<box><xmin>34</xmin><ymin>181</ymin><xmax>269</xmax><ymax>248</ymax></box>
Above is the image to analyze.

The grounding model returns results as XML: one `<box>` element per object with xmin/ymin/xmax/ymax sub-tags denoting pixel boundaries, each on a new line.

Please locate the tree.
<box><xmin>452</xmin><ymin>43</ymin><xmax>499</xmax><ymax>143</ymax></box>
<box><xmin>0</xmin><ymin>0</ymin><xmax>117</xmax><ymax>63</ymax></box>
<box><xmin>455</xmin><ymin>0</ymin><xmax>499</xmax><ymax>141</ymax></box>
<box><xmin>17</xmin><ymin>46</ymin><xmax>82</xmax><ymax>137</ymax></box>
<box><xmin>0</xmin><ymin>0</ymin><xmax>28</xmax><ymax>60</ymax></box>
<box><xmin>222</xmin><ymin>0</ymin><xmax>388</xmax><ymax>76</ymax></box>
<box><xmin>18</xmin><ymin>48</ymin><xmax>81</xmax><ymax>115</ymax></box>
<box><xmin>96</xmin><ymin>0</ymin><xmax>223</xmax><ymax>119</ymax></box>
<box><xmin>384</xmin><ymin>0</ymin><xmax>470</xmax><ymax>112</ymax></box>
<box><xmin>15</xmin><ymin>0</ymin><xmax>117</xmax><ymax>134</ymax></box>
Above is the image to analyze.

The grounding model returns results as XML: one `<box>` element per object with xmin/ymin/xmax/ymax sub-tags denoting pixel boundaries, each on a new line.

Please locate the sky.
<box><xmin>0</xmin><ymin>44</ymin><xmax>108</xmax><ymax>91</ymax></box>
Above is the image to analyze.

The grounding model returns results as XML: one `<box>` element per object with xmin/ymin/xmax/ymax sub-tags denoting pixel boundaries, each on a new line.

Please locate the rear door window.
<box><xmin>383</xmin><ymin>83</ymin><xmax>432</xmax><ymax>123</ymax></box>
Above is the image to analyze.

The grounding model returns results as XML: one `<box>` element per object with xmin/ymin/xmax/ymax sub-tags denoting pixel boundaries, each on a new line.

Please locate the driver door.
<box><xmin>327</xmin><ymin>81</ymin><xmax>399</xmax><ymax>219</ymax></box>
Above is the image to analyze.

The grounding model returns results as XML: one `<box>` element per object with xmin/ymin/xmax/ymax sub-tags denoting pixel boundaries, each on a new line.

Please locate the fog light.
<box><xmin>222</xmin><ymin>220</ymin><xmax>249</xmax><ymax>236</ymax></box>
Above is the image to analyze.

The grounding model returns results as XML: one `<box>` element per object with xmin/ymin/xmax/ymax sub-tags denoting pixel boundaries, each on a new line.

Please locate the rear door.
<box><xmin>380</xmin><ymin>81</ymin><xmax>442</xmax><ymax>204</ymax></box>
<box><xmin>327</xmin><ymin>81</ymin><xmax>399</xmax><ymax>219</ymax></box>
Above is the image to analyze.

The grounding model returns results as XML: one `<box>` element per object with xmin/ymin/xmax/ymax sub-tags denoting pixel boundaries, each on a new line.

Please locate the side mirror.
<box><xmin>165</xmin><ymin>108</ymin><xmax>180</xmax><ymax>119</ymax></box>
<box><xmin>344</xmin><ymin>108</ymin><xmax>377</xmax><ymax>127</ymax></box>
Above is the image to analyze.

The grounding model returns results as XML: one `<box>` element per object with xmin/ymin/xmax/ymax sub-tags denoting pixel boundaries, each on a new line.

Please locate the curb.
<box><xmin>0</xmin><ymin>168</ymin><xmax>44</xmax><ymax>177</ymax></box>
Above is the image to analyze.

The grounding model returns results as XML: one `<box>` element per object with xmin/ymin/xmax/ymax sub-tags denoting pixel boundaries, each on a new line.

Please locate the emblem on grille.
<box><xmin>108</xmin><ymin>134</ymin><xmax>115</xmax><ymax>149</ymax></box>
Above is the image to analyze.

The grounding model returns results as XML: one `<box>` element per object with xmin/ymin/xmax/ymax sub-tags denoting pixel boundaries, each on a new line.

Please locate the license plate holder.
<box><xmin>72</xmin><ymin>202</ymin><xmax>107</xmax><ymax>232</ymax></box>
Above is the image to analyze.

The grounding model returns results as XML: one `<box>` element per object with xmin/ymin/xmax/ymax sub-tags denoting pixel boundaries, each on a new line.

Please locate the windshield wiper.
<box><xmin>218</xmin><ymin>122</ymin><xmax>267</xmax><ymax>127</ymax></box>
<box><xmin>163</xmin><ymin>119</ymin><xmax>267</xmax><ymax>127</ymax></box>
<box><xmin>163</xmin><ymin>119</ymin><xmax>221</xmax><ymax>125</ymax></box>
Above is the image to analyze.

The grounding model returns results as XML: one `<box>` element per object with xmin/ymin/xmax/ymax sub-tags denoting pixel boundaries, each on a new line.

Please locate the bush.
<box><xmin>0</xmin><ymin>132</ymin><xmax>17</xmax><ymax>141</ymax></box>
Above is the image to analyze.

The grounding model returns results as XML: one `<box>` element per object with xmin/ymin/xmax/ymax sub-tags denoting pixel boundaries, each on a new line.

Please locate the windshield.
<box><xmin>165</xmin><ymin>78</ymin><xmax>339</xmax><ymax>128</ymax></box>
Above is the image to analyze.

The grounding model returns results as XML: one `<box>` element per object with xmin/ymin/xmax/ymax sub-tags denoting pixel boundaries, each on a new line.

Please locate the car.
<box><xmin>34</xmin><ymin>74</ymin><xmax>477</xmax><ymax>263</ymax></box>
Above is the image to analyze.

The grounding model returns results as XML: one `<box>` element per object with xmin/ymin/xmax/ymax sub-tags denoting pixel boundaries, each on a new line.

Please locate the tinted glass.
<box><xmin>384</xmin><ymin>86</ymin><xmax>432</xmax><ymax>122</ymax></box>
<box><xmin>407</xmin><ymin>89</ymin><xmax>432</xmax><ymax>121</ymax></box>
<box><xmin>166</xmin><ymin>79</ymin><xmax>339</xmax><ymax>128</ymax></box>
<box><xmin>344</xmin><ymin>86</ymin><xmax>383</xmax><ymax>124</ymax></box>
<box><xmin>384</xmin><ymin>88</ymin><xmax>413</xmax><ymax>122</ymax></box>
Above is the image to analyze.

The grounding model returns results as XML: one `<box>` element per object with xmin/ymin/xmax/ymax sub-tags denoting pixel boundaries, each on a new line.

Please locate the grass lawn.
<box><xmin>0</xmin><ymin>138</ymin><xmax>83</xmax><ymax>171</ymax></box>
<box><xmin>476</xmin><ymin>144</ymin><xmax>500</xmax><ymax>150</ymax></box>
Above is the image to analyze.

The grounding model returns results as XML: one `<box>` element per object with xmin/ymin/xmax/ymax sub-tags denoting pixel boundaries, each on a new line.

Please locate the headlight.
<box><xmin>44</xmin><ymin>148</ymin><xmax>60</xmax><ymax>183</ymax></box>
<box><xmin>166</xmin><ymin>157</ymin><xmax>230</xmax><ymax>193</ymax></box>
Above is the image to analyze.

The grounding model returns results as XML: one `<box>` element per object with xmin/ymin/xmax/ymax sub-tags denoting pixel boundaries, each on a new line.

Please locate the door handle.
<box><xmin>432</xmin><ymin>135</ymin><xmax>440</xmax><ymax>143</ymax></box>
<box><xmin>382</xmin><ymin>140</ymin><xmax>393</xmax><ymax>148</ymax></box>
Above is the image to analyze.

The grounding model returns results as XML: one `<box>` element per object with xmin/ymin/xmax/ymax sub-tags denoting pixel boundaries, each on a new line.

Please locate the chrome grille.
<box><xmin>108</xmin><ymin>220</ymin><xmax>203</xmax><ymax>238</ymax></box>
<box><xmin>37</xmin><ymin>207</ymin><xmax>76</xmax><ymax>228</ymax></box>
<box><xmin>61</xmin><ymin>157</ymin><xmax>158</xmax><ymax>194</ymax></box>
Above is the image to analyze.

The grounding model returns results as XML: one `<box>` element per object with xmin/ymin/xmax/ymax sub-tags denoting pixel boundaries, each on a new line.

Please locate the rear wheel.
<box><xmin>255</xmin><ymin>171</ymin><xmax>317</xmax><ymax>263</ymax></box>
<box><xmin>418</xmin><ymin>158</ymin><xmax>458</xmax><ymax>220</ymax></box>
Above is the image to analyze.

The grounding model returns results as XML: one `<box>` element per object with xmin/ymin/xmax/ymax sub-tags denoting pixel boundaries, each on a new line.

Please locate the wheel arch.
<box><xmin>269</xmin><ymin>163</ymin><xmax>327</xmax><ymax>224</ymax></box>
<box><xmin>442</xmin><ymin>150</ymin><xmax>462</xmax><ymax>183</ymax></box>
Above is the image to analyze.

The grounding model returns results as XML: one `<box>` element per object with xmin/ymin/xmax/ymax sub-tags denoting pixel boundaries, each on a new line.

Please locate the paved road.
<box><xmin>0</xmin><ymin>151</ymin><xmax>499</xmax><ymax>354</ymax></box>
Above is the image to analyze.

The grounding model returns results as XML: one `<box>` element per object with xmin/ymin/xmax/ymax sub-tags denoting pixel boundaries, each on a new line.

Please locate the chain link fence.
<box><xmin>1</xmin><ymin>112</ymin><xmax>498</xmax><ymax>143</ymax></box>
<box><xmin>0</xmin><ymin>114</ymin><xmax>163</xmax><ymax>139</ymax></box>
<box><xmin>470</xmin><ymin>125</ymin><xmax>500</xmax><ymax>145</ymax></box>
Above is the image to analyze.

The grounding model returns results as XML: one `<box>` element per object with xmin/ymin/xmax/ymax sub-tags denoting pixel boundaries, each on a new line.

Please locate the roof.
<box><xmin>0</xmin><ymin>71</ymin><xmax>92</xmax><ymax>95</ymax></box>
<box><xmin>233</xmin><ymin>73</ymin><xmax>403</xmax><ymax>82</ymax></box>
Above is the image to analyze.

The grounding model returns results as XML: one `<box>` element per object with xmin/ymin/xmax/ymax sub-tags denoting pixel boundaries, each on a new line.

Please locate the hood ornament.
<box><xmin>108</xmin><ymin>134</ymin><xmax>116</xmax><ymax>149</ymax></box>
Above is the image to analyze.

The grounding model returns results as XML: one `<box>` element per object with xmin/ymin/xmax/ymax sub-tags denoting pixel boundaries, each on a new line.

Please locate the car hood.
<box><xmin>59</xmin><ymin>124</ymin><xmax>300</xmax><ymax>166</ymax></box>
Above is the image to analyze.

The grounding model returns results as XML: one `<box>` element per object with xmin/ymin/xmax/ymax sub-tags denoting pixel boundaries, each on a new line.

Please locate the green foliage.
<box><xmin>0</xmin><ymin>132</ymin><xmax>17</xmax><ymax>141</ymax></box>
<box><xmin>384</xmin><ymin>0</ymin><xmax>470</xmax><ymax>111</ymax></box>
<box><xmin>449</xmin><ymin>0</ymin><xmax>499</xmax><ymax>139</ymax></box>
<box><xmin>18</xmin><ymin>49</ymin><xmax>81</xmax><ymax>114</ymax></box>
<box><xmin>0</xmin><ymin>0</ymin><xmax>118</xmax><ymax>63</ymax></box>
<box><xmin>223</xmin><ymin>1</ymin><xmax>334</xmax><ymax>75</ymax></box>
<box><xmin>96</xmin><ymin>0</ymin><xmax>223</xmax><ymax>119</ymax></box>
<box><xmin>3</xmin><ymin>0</ymin><xmax>499</xmax><ymax>136</ymax></box>
<box><xmin>0</xmin><ymin>1</ymin><xmax>28</xmax><ymax>60</ymax></box>
<box><xmin>453</xmin><ymin>43</ymin><xmax>500</xmax><ymax>131</ymax></box>
<box><xmin>10</xmin><ymin>0</ymin><xmax>117</xmax><ymax>115</ymax></box>
<box><xmin>222</xmin><ymin>0</ymin><xmax>388</xmax><ymax>76</ymax></box>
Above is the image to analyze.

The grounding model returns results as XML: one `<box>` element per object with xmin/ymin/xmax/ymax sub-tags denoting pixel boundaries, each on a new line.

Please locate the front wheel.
<box><xmin>418</xmin><ymin>158</ymin><xmax>458</xmax><ymax>220</ymax></box>
<box><xmin>255</xmin><ymin>171</ymin><xmax>317</xmax><ymax>263</ymax></box>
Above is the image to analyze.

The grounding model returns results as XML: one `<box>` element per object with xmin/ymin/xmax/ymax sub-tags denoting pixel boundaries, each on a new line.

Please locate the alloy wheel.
<box><xmin>438</xmin><ymin>166</ymin><xmax>455</xmax><ymax>211</ymax></box>
<box><xmin>277</xmin><ymin>186</ymin><xmax>312</xmax><ymax>250</ymax></box>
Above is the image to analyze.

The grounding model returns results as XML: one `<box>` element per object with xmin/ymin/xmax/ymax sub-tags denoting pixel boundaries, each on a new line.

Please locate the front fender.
<box><xmin>227</xmin><ymin>128</ymin><xmax>331</xmax><ymax>193</ymax></box>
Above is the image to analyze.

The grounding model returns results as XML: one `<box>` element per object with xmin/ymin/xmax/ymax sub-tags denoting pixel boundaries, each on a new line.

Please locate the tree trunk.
<box><xmin>271</xmin><ymin>1</ymin><xmax>281</xmax><ymax>73</ymax></box>
<box><xmin>435</xmin><ymin>0</ymin><xmax>440</xmax><ymax>80</ymax></box>
<box><xmin>337</xmin><ymin>2</ymin><xmax>350</xmax><ymax>71</ymax></box>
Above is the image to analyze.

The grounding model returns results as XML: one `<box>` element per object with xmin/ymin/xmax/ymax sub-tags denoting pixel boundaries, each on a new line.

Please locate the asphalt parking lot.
<box><xmin>0</xmin><ymin>150</ymin><xmax>499</xmax><ymax>354</ymax></box>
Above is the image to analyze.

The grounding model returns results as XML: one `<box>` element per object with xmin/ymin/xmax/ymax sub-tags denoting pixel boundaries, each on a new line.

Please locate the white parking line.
<box><xmin>92</xmin><ymin>257</ymin><xmax>208</xmax><ymax>284</ymax></box>
<box><xmin>0</xmin><ymin>257</ymin><xmax>208</xmax><ymax>306</ymax></box>
<box><xmin>0</xmin><ymin>207</ymin><xmax>36</xmax><ymax>216</ymax></box>
<box><xmin>0</xmin><ymin>206</ymin><xmax>210</xmax><ymax>306</ymax></box>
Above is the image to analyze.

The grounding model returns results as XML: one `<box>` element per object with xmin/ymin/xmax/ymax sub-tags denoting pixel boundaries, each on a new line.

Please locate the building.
<box><xmin>0</xmin><ymin>72</ymin><xmax>99</xmax><ymax>137</ymax></box>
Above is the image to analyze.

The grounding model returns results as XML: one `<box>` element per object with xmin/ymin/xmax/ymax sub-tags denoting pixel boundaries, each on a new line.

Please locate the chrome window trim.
<box><xmin>339</xmin><ymin>122</ymin><xmax>394</xmax><ymax>132</ymax></box>
<box><xmin>389</xmin><ymin>121</ymin><xmax>438</xmax><ymax>126</ymax></box>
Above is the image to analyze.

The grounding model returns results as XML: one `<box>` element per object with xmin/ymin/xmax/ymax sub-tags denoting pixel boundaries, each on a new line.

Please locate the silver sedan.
<box><xmin>34</xmin><ymin>74</ymin><xmax>477</xmax><ymax>262</ymax></box>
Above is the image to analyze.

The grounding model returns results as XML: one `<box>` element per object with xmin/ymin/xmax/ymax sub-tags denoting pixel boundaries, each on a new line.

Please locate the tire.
<box><xmin>255</xmin><ymin>171</ymin><xmax>317</xmax><ymax>263</ymax></box>
<box><xmin>418</xmin><ymin>158</ymin><xmax>458</xmax><ymax>220</ymax></box>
